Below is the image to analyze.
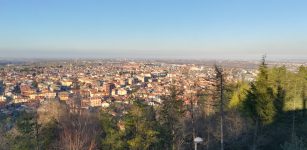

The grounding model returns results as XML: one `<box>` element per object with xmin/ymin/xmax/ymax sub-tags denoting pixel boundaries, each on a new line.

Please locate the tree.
<box><xmin>0</xmin><ymin>114</ymin><xmax>16</xmax><ymax>150</ymax></box>
<box><xmin>38</xmin><ymin>120</ymin><xmax>59</xmax><ymax>150</ymax></box>
<box><xmin>100</xmin><ymin>110</ymin><xmax>126</xmax><ymax>150</ymax></box>
<box><xmin>281</xmin><ymin>135</ymin><xmax>307</xmax><ymax>150</ymax></box>
<box><xmin>229</xmin><ymin>81</ymin><xmax>249</xmax><ymax>109</ymax></box>
<box><xmin>12</xmin><ymin>111</ymin><xmax>40</xmax><ymax>150</ymax></box>
<box><xmin>274</xmin><ymin>82</ymin><xmax>286</xmax><ymax>116</ymax></box>
<box><xmin>58</xmin><ymin>112</ymin><xmax>101</xmax><ymax>150</ymax></box>
<box><xmin>214</xmin><ymin>65</ymin><xmax>225</xmax><ymax>150</ymax></box>
<box><xmin>123</xmin><ymin>100</ymin><xmax>160</xmax><ymax>150</ymax></box>
<box><xmin>243</xmin><ymin>56</ymin><xmax>276</xmax><ymax>150</ymax></box>
<box><xmin>37</xmin><ymin>100</ymin><xmax>66</xmax><ymax>125</ymax></box>
<box><xmin>298</xmin><ymin>66</ymin><xmax>307</xmax><ymax>115</ymax></box>
<box><xmin>159</xmin><ymin>85</ymin><xmax>185</xmax><ymax>150</ymax></box>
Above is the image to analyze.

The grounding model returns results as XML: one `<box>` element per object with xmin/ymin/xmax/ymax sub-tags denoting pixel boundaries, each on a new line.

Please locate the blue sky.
<box><xmin>0</xmin><ymin>0</ymin><xmax>307</xmax><ymax>59</ymax></box>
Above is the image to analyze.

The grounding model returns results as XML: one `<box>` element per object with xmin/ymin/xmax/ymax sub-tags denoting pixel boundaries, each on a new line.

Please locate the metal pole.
<box><xmin>195</xmin><ymin>143</ymin><xmax>197</xmax><ymax>150</ymax></box>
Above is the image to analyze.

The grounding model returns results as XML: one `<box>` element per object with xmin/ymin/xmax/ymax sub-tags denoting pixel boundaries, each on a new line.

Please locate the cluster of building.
<box><xmin>0</xmin><ymin>60</ymin><xmax>258</xmax><ymax>113</ymax></box>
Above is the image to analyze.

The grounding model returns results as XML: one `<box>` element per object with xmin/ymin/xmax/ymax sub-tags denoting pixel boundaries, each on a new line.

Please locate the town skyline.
<box><xmin>1</xmin><ymin>1</ymin><xmax>307</xmax><ymax>149</ymax></box>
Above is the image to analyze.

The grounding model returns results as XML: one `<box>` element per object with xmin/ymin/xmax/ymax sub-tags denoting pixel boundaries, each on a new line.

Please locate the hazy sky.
<box><xmin>0</xmin><ymin>0</ymin><xmax>307</xmax><ymax>59</ymax></box>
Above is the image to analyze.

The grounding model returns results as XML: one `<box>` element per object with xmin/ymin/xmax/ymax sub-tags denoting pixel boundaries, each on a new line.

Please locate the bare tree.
<box><xmin>58</xmin><ymin>112</ymin><xmax>101</xmax><ymax>150</ymax></box>
<box><xmin>37</xmin><ymin>99</ymin><xmax>66</xmax><ymax>125</ymax></box>
<box><xmin>215</xmin><ymin>64</ymin><xmax>224</xmax><ymax>150</ymax></box>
